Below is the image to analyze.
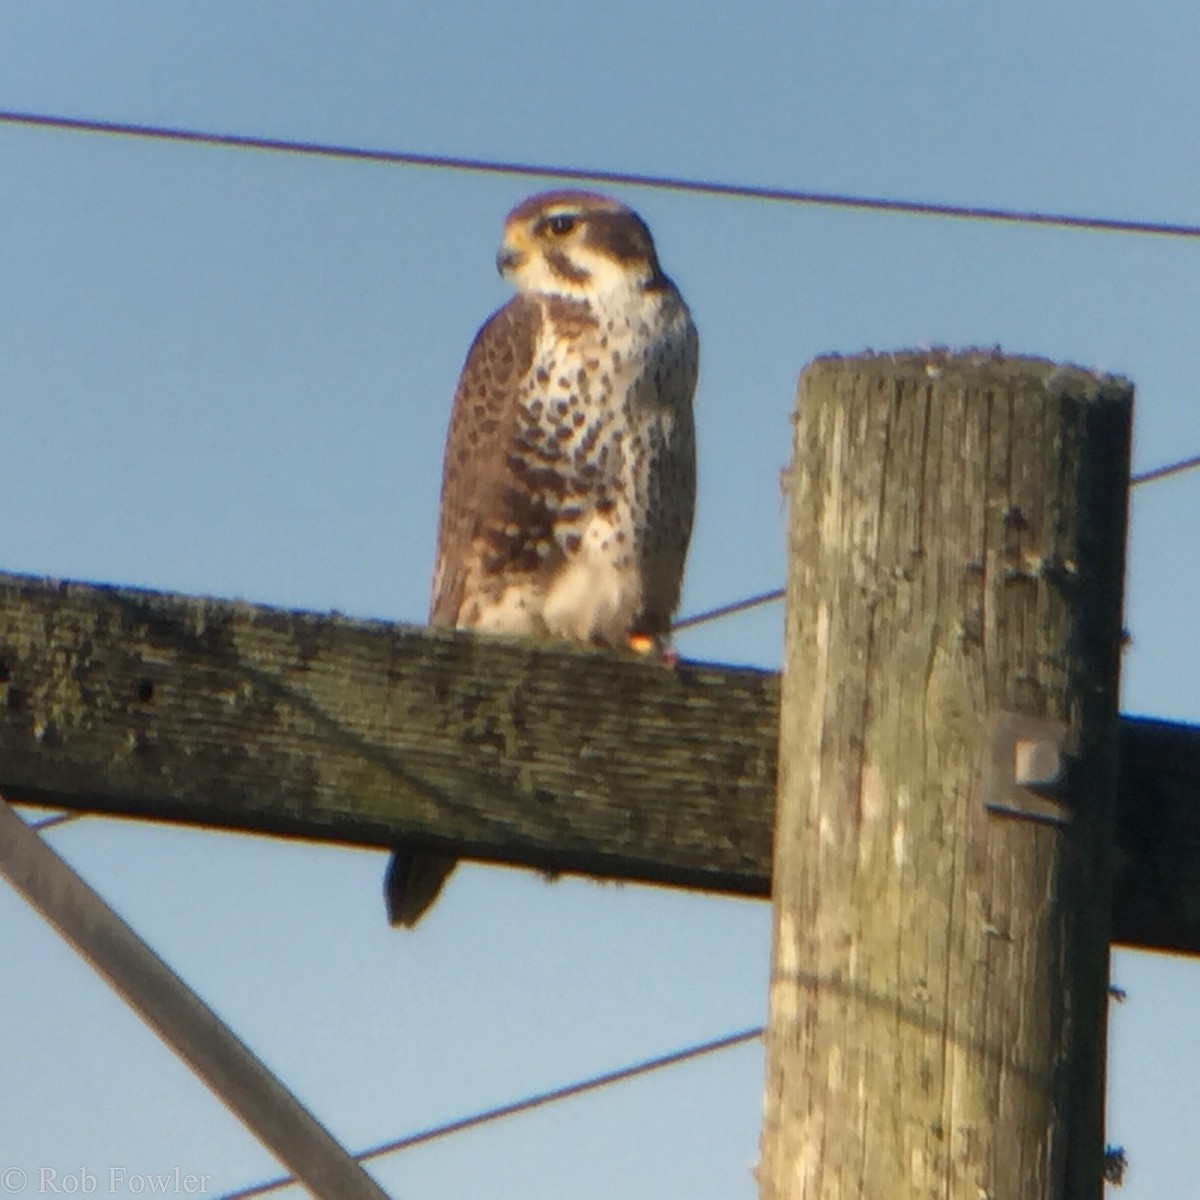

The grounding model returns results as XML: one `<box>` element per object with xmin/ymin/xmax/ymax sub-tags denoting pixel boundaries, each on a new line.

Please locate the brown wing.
<box><xmin>636</xmin><ymin>313</ymin><xmax>700</xmax><ymax>634</ymax></box>
<box><xmin>429</xmin><ymin>294</ymin><xmax>542</xmax><ymax>626</ymax></box>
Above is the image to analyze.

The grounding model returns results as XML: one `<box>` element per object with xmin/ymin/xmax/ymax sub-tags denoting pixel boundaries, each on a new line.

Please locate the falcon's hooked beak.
<box><xmin>496</xmin><ymin>244</ymin><xmax>523</xmax><ymax>277</ymax></box>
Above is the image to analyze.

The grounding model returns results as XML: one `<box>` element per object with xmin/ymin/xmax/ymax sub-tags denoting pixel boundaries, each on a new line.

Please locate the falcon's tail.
<box><xmin>385</xmin><ymin>845</ymin><xmax>457</xmax><ymax>928</ymax></box>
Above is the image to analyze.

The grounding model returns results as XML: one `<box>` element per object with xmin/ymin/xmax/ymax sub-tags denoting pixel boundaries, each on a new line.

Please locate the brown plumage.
<box><xmin>386</xmin><ymin>191</ymin><xmax>699</xmax><ymax>927</ymax></box>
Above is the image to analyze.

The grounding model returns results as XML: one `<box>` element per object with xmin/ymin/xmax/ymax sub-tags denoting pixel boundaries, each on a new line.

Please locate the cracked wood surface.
<box><xmin>0</xmin><ymin>569</ymin><xmax>1195</xmax><ymax>952</ymax></box>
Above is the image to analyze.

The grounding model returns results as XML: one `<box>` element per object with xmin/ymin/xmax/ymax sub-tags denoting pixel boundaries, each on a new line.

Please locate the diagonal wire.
<box><xmin>3</xmin><ymin>109</ymin><xmax>1200</xmax><ymax>240</ymax></box>
<box><xmin>674</xmin><ymin>450</ymin><xmax>1200</xmax><ymax>634</ymax></box>
<box><xmin>673</xmin><ymin>588</ymin><xmax>785</xmax><ymax>632</ymax></box>
<box><xmin>26</xmin><ymin>812</ymin><xmax>83</xmax><ymax>833</ymax></box>
<box><xmin>0</xmin><ymin>795</ymin><xmax>389</xmax><ymax>1199</ymax></box>
<box><xmin>1130</xmin><ymin>453</ymin><xmax>1200</xmax><ymax>488</ymax></box>
<box><xmin>222</xmin><ymin>1026</ymin><xmax>764</xmax><ymax>1199</ymax></box>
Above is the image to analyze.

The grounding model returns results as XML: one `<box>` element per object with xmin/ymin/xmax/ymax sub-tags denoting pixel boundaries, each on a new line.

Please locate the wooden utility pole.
<box><xmin>759</xmin><ymin>352</ymin><xmax>1132</xmax><ymax>1199</ymax></box>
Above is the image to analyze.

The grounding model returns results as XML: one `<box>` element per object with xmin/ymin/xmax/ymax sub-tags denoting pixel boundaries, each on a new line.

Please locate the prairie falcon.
<box><xmin>386</xmin><ymin>190</ymin><xmax>699</xmax><ymax>927</ymax></box>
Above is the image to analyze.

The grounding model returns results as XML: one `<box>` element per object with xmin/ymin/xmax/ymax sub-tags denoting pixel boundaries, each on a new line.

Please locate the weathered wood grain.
<box><xmin>759</xmin><ymin>352</ymin><xmax>1133</xmax><ymax>1199</ymax></box>
<box><xmin>0</xmin><ymin>571</ymin><xmax>776</xmax><ymax>893</ymax></box>
<box><xmin>0</xmin><ymin>570</ymin><xmax>1196</xmax><ymax>957</ymax></box>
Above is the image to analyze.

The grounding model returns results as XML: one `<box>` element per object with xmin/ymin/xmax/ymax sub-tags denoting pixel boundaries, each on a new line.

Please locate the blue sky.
<box><xmin>2</xmin><ymin>3</ymin><xmax>1199</xmax><ymax>1196</ymax></box>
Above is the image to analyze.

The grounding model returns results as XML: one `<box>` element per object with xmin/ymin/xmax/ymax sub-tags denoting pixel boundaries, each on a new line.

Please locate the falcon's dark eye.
<box><xmin>544</xmin><ymin>213</ymin><xmax>577</xmax><ymax>237</ymax></box>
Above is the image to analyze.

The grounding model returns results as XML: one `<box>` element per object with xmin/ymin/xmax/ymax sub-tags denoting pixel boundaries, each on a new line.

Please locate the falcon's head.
<box><xmin>496</xmin><ymin>191</ymin><xmax>666</xmax><ymax>299</ymax></box>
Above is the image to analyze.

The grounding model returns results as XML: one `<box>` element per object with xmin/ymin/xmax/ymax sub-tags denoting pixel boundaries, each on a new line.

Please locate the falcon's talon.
<box><xmin>626</xmin><ymin>633</ymin><xmax>679</xmax><ymax>668</ymax></box>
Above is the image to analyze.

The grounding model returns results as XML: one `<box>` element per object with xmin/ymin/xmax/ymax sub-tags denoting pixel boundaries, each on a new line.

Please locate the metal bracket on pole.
<box><xmin>982</xmin><ymin>711</ymin><xmax>1077</xmax><ymax>826</ymax></box>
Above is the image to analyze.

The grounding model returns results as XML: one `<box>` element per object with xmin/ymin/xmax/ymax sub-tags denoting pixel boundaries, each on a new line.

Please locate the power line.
<box><xmin>222</xmin><ymin>1026</ymin><xmax>763</xmax><ymax>1199</ymax></box>
<box><xmin>1130</xmin><ymin>452</ymin><xmax>1200</xmax><ymax>487</ymax></box>
<box><xmin>3</xmin><ymin>109</ymin><xmax>1200</xmax><ymax>240</ymax></box>
<box><xmin>673</xmin><ymin>588</ymin><xmax>785</xmax><ymax>632</ymax></box>
<box><xmin>26</xmin><ymin>812</ymin><xmax>83</xmax><ymax>833</ymax></box>
<box><xmin>674</xmin><ymin>450</ymin><xmax>1200</xmax><ymax>634</ymax></box>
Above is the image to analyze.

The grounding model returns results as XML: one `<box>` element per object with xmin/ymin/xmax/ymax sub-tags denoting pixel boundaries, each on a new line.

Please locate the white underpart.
<box><xmin>537</xmin><ymin>275</ymin><xmax>660</xmax><ymax>646</ymax></box>
<box><xmin>541</xmin><ymin>509</ymin><xmax>640</xmax><ymax>645</ymax></box>
<box><xmin>468</xmin><ymin>583</ymin><xmax>542</xmax><ymax>636</ymax></box>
